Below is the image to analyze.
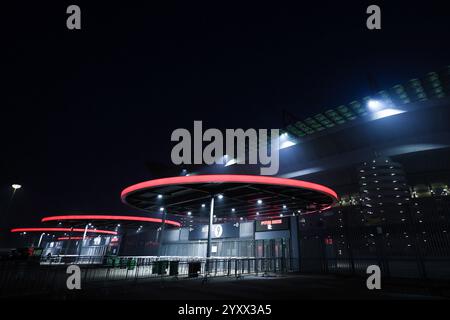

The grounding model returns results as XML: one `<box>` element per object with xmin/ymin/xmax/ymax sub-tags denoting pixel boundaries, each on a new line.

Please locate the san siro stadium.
<box><xmin>7</xmin><ymin>66</ymin><xmax>450</xmax><ymax>284</ymax></box>
<box><xmin>179</xmin><ymin>66</ymin><xmax>450</xmax><ymax>280</ymax></box>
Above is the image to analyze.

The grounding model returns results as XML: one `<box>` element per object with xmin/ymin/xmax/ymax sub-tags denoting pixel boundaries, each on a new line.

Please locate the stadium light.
<box><xmin>368</xmin><ymin>100</ymin><xmax>383</xmax><ymax>111</ymax></box>
<box><xmin>279</xmin><ymin>133</ymin><xmax>296</xmax><ymax>150</ymax></box>
<box><xmin>12</xmin><ymin>184</ymin><xmax>22</xmax><ymax>190</ymax></box>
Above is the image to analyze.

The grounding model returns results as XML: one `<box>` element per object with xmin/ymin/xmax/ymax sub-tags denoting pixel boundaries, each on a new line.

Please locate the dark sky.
<box><xmin>1</xmin><ymin>1</ymin><xmax>450</xmax><ymax>234</ymax></box>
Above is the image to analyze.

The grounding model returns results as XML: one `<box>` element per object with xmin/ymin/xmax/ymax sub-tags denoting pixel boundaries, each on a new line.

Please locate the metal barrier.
<box><xmin>0</xmin><ymin>256</ymin><xmax>295</xmax><ymax>298</ymax></box>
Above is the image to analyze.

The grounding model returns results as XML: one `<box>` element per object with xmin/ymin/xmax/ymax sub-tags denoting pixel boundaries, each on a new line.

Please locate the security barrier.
<box><xmin>0</xmin><ymin>256</ymin><xmax>295</xmax><ymax>298</ymax></box>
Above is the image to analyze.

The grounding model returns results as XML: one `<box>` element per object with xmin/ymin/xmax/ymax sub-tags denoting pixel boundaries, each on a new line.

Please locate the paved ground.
<box><xmin>60</xmin><ymin>274</ymin><xmax>449</xmax><ymax>300</ymax></box>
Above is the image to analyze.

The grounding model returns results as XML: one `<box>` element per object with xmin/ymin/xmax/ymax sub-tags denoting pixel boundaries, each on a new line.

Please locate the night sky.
<box><xmin>1</xmin><ymin>1</ymin><xmax>450</xmax><ymax>239</ymax></box>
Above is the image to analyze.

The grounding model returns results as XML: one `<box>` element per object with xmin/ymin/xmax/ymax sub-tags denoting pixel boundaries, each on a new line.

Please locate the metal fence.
<box><xmin>297</xmin><ymin>196</ymin><xmax>450</xmax><ymax>280</ymax></box>
<box><xmin>0</xmin><ymin>256</ymin><xmax>296</xmax><ymax>298</ymax></box>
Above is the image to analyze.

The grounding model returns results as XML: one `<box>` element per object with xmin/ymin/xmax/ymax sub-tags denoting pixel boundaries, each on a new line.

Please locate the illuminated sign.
<box><xmin>256</xmin><ymin>217</ymin><xmax>289</xmax><ymax>232</ymax></box>
<box><xmin>213</xmin><ymin>225</ymin><xmax>223</xmax><ymax>238</ymax></box>
<box><xmin>189</xmin><ymin>222</ymin><xmax>238</xmax><ymax>240</ymax></box>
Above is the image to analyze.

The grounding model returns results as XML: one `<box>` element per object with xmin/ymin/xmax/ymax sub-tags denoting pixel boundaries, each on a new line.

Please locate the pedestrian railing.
<box><xmin>0</xmin><ymin>256</ymin><xmax>296</xmax><ymax>298</ymax></box>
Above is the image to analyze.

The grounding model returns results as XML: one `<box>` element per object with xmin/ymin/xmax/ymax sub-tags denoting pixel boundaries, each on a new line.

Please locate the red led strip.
<box><xmin>121</xmin><ymin>174</ymin><xmax>338</xmax><ymax>202</ymax></box>
<box><xmin>41</xmin><ymin>215</ymin><xmax>181</xmax><ymax>227</ymax></box>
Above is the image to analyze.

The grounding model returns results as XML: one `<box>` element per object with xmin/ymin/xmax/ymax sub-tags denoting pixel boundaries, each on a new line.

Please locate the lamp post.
<box><xmin>2</xmin><ymin>184</ymin><xmax>22</xmax><ymax>232</ymax></box>
<box><xmin>157</xmin><ymin>207</ymin><xmax>167</xmax><ymax>257</ymax></box>
<box><xmin>37</xmin><ymin>232</ymin><xmax>45</xmax><ymax>247</ymax></box>
<box><xmin>204</xmin><ymin>195</ymin><xmax>215</xmax><ymax>283</ymax></box>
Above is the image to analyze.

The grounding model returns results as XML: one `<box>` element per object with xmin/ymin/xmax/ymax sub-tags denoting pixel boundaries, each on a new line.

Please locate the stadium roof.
<box><xmin>121</xmin><ymin>174</ymin><xmax>338</xmax><ymax>221</ymax></box>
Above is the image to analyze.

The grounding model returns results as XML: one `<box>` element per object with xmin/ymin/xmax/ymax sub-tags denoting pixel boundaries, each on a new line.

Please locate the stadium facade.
<box><xmin>159</xmin><ymin>66</ymin><xmax>450</xmax><ymax>279</ymax></box>
<box><xmin>7</xmin><ymin>67</ymin><xmax>450</xmax><ymax>280</ymax></box>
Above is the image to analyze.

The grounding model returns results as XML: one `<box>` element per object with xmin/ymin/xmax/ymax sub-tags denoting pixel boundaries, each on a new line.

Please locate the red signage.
<box><xmin>261</xmin><ymin>219</ymin><xmax>283</xmax><ymax>226</ymax></box>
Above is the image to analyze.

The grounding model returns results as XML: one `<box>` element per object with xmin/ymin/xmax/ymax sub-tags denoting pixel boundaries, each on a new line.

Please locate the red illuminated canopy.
<box><xmin>41</xmin><ymin>215</ymin><xmax>181</xmax><ymax>227</ymax></box>
<box><xmin>10</xmin><ymin>227</ymin><xmax>117</xmax><ymax>235</ymax></box>
<box><xmin>121</xmin><ymin>174</ymin><xmax>338</xmax><ymax>201</ymax></box>
<box><xmin>121</xmin><ymin>174</ymin><xmax>338</xmax><ymax>219</ymax></box>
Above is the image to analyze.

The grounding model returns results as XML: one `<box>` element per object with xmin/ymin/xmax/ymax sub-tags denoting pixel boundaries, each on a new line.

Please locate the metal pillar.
<box><xmin>157</xmin><ymin>211</ymin><xmax>167</xmax><ymax>257</ymax></box>
<box><xmin>78</xmin><ymin>223</ymin><xmax>89</xmax><ymax>256</ymax></box>
<box><xmin>206</xmin><ymin>196</ymin><xmax>214</xmax><ymax>259</ymax></box>
<box><xmin>37</xmin><ymin>232</ymin><xmax>45</xmax><ymax>247</ymax></box>
<box><xmin>83</xmin><ymin>224</ymin><xmax>89</xmax><ymax>240</ymax></box>
<box><xmin>64</xmin><ymin>227</ymin><xmax>74</xmax><ymax>256</ymax></box>
<box><xmin>205</xmin><ymin>196</ymin><xmax>215</xmax><ymax>279</ymax></box>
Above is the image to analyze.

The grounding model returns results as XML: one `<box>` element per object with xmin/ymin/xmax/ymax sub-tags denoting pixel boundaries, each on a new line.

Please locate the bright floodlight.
<box><xmin>12</xmin><ymin>184</ymin><xmax>22</xmax><ymax>190</ymax></box>
<box><xmin>280</xmin><ymin>140</ymin><xmax>296</xmax><ymax>150</ymax></box>
<box><xmin>159</xmin><ymin>207</ymin><xmax>164</xmax><ymax>211</ymax></box>
<box><xmin>371</xmin><ymin>108</ymin><xmax>406</xmax><ymax>120</ymax></box>
<box><xmin>187</xmin><ymin>211</ymin><xmax>192</xmax><ymax>216</ymax></box>
<box><xmin>218</xmin><ymin>194</ymin><xmax>224</xmax><ymax>199</ymax></box>
<box><xmin>368</xmin><ymin>100</ymin><xmax>383</xmax><ymax>111</ymax></box>
<box><xmin>157</xmin><ymin>194</ymin><xmax>163</xmax><ymax>199</ymax></box>
<box><xmin>279</xmin><ymin>133</ymin><xmax>296</xmax><ymax>150</ymax></box>
<box><xmin>225</xmin><ymin>158</ymin><xmax>238</xmax><ymax>167</ymax></box>
<box><xmin>257</xmin><ymin>199</ymin><xmax>263</xmax><ymax>204</ymax></box>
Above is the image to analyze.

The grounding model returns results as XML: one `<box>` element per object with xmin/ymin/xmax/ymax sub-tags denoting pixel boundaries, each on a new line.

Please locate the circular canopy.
<box><xmin>41</xmin><ymin>215</ymin><xmax>181</xmax><ymax>228</ymax></box>
<box><xmin>121</xmin><ymin>175</ymin><xmax>338</xmax><ymax>221</ymax></box>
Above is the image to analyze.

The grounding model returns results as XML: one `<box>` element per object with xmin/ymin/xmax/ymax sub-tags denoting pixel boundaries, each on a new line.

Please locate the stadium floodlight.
<box><xmin>368</xmin><ymin>100</ymin><xmax>383</xmax><ymax>111</ymax></box>
<box><xmin>372</xmin><ymin>108</ymin><xmax>405</xmax><ymax>120</ymax></box>
<box><xmin>12</xmin><ymin>184</ymin><xmax>22</xmax><ymax>190</ymax></box>
<box><xmin>225</xmin><ymin>158</ymin><xmax>238</xmax><ymax>166</ymax></box>
<box><xmin>280</xmin><ymin>140</ymin><xmax>296</xmax><ymax>149</ymax></box>
<box><xmin>279</xmin><ymin>132</ymin><xmax>296</xmax><ymax>150</ymax></box>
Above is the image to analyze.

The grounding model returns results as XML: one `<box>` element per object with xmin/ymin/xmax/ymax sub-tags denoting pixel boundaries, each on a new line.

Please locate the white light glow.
<box><xmin>368</xmin><ymin>100</ymin><xmax>383</xmax><ymax>111</ymax></box>
<box><xmin>371</xmin><ymin>108</ymin><xmax>406</xmax><ymax>120</ymax></box>
<box><xmin>12</xmin><ymin>184</ymin><xmax>22</xmax><ymax>190</ymax></box>
<box><xmin>225</xmin><ymin>158</ymin><xmax>238</xmax><ymax>166</ymax></box>
<box><xmin>280</xmin><ymin>140</ymin><xmax>296</xmax><ymax>149</ymax></box>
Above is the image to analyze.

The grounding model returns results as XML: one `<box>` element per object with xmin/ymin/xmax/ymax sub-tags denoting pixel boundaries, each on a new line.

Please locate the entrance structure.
<box><xmin>121</xmin><ymin>175</ymin><xmax>338</xmax><ymax>261</ymax></box>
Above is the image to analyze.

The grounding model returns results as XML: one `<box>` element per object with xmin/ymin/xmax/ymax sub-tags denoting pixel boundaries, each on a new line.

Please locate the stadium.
<box><xmin>5</xmin><ymin>66</ymin><xmax>450</xmax><ymax>285</ymax></box>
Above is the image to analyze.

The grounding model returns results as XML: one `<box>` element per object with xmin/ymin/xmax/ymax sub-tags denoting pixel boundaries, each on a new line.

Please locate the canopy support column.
<box><xmin>205</xmin><ymin>196</ymin><xmax>215</xmax><ymax>280</ymax></box>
